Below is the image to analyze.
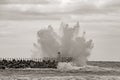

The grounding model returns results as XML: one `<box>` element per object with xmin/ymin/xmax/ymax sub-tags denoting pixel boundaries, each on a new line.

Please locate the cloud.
<box><xmin>105</xmin><ymin>0</ymin><xmax>120</xmax><ymax>8</ymax></box>
<box><xmin>0</xmin><ymin>0</ymin><xmax>50</xmax><ymax>4</ymax></box>
<box><xmin>0</xmin><ymin>31</ymin><xmax>13</xmax><ymax>37</ymax></box>
<box><xmin>1</xmin><ymin>0</ymin><xmax>120</xmax><ymax>13</ymax></box>
<box><xmin>63</xmin><ymin>0</ymin><xmax>120</xmax><ymax>14</ymax></box>
<box><xmin>0</xmin><ymin>0</ymin><xmax>120</xmax><ymax>21</ymax></box>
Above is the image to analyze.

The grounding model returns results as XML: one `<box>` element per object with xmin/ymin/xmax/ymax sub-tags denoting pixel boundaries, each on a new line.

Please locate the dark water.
<box><xmin>1</xmin><ymin>61</ymin><xmax>120</xmax><ymax>80</ymax></box>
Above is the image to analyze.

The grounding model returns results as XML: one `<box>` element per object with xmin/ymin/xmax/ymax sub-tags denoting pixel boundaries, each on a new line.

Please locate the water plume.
<box><xmin>32</xmin><ymin>22</ymin><xmax>93</xmax><ymax>66</ymax></box>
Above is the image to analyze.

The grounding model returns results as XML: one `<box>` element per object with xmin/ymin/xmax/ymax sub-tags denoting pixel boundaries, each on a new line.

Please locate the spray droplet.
<box><xmin>32</xmin><ymin>22</ymin><xmax>93</xmax><ymax>67</ymax></box>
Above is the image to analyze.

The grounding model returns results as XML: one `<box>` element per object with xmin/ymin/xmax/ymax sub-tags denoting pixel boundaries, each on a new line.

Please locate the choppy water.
<box><xmin>0</xmin><ymin>76</ymin><xmax>120</xmax><ymax>80</ymax></box>
<box><xmin>0</xmin><ymin>66</ymin><xmax>120</xmax><ymax>80</ymax></box>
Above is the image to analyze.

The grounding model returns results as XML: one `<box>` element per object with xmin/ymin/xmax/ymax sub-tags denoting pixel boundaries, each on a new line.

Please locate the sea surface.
<box><xmin>0</xmin><ymin>67</ymin><xmax>120</xmax><ymax>80</ymax></box>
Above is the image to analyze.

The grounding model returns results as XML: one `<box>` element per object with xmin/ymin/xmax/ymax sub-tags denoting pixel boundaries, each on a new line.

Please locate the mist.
<box><xmin>32</xmin><ymin>22</ymin><xmax>93</xmax><ymax>66</ymax></box>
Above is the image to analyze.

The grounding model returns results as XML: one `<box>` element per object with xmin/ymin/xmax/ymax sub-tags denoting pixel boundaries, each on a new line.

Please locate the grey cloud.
<box><xmin>105</xmin><ymin>0</ymin><xmax>120</xmax><ymax>8</ymax></box>
<box><xmin>0</xmin><ymin>0</ymin><xmax>120</xmax><ymax>20</ymax></box>
<box><xmin>0</xmin><ymin>10</ymin><xmax>62</xmax><ymax>20</ymax></box>
<box><xmin>1</xmin><ymin>0</ymin><xmax>120</xmax><ymax>13</ymax></box>
<box><xmin>0</xmin><ymin>31</ymin><xmax>14</xmax><ymax>38</ymax></box>
<box><xmin>0</xmin><ymin>0</ymin><xmax>50</xmax><ymax>4</ymax></box>
<box><xmin>66</xmin><ymin>0</ymin><xmax>120</xmax><ymax>15</ymax></box>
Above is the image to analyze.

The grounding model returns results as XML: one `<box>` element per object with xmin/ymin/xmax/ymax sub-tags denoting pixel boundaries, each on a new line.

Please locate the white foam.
<box><xmin>57</xmin><ymin>62</ymin><xmax>116</xmax><ymax>72</ymax></box>
<box><xmin>57</xmin><ymin>62</ymin><xmax>84</xmax><ymax>71</ymax></box>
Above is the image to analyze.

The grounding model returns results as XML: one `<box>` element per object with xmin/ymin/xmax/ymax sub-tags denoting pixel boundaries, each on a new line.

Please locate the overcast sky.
<box><xmin>0</xmin><ymin>0</ymin><xmax>120</xmax><ymax>61</ymax></box>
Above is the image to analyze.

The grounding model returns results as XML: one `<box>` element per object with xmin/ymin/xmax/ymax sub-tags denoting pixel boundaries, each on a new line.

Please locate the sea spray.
<box><xmin>33</xmin><ymin>22</ymin><xmax>93</xmax><ymax>66</ymax></box>
<box><xmin>57</xmin><ymin>62</ymin><xmax>83</xmax><ymax>71</ymax></box>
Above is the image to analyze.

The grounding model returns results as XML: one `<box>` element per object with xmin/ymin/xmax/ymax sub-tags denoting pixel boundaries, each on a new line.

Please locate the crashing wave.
<box><xmin>57</xmin><ymin>62</ymin><xmax>116</xmax><ymax>72</ymax></box>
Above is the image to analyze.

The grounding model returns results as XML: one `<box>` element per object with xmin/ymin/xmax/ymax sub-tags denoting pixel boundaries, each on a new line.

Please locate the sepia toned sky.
<box><xmin>0</xmin><ymin>0</ymin><xmax>120</xmax><ymax>61</ymax></box>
